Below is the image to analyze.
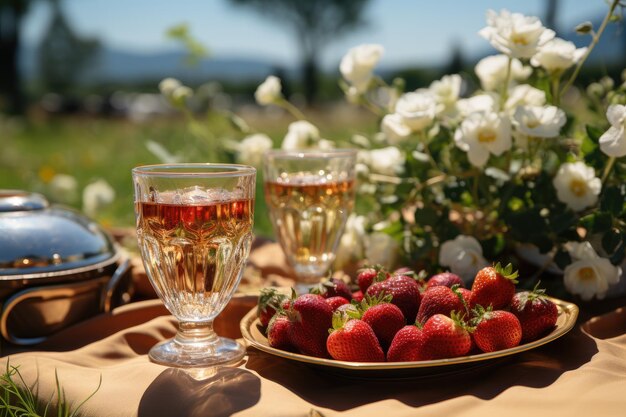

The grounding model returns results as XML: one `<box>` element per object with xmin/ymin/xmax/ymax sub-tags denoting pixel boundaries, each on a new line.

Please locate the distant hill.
<box><xmin>19</xmin><ymin>45</ymin><xmax>295</xmax><ymax>85</ymax></box>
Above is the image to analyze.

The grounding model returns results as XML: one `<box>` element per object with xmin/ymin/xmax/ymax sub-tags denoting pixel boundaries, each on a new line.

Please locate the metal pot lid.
<box><xmin>0</xmin><ymin>191</ymin><xmax>116</xmax><ymax>276</ymax></box>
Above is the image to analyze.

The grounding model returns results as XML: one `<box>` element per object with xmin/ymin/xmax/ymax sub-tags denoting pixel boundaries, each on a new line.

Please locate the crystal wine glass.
<box><xmin>263</xmin><ymin>149</ymin><xmax>357</xmax><ymax>292</ymax></box>
<box><xmin>133</xmin><ymin>163</ymin><xmax>255</xmax><ymax>367</ymax></box>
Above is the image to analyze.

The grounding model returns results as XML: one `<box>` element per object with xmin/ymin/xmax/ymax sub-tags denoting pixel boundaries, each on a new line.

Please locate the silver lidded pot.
<box><xmin>0</xmin><ymin>190</ymin><xmax>133</xmax><ymax>345</ymax></box>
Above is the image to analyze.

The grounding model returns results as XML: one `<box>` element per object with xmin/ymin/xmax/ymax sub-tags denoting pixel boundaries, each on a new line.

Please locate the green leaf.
<box><xmin>602</xmin><ymin>229</ymin><xmax>622</xmax><ymax>254</ymax></box>
<box><xmin>586</xmin><ymin>125</ymin><xmax>604</xmax><ymax>143</ymax></box>
<box><xmin>554</xmin><ymin>248</ymin><xmax>572</xmax><ymax>269</ymax></box>
<box><xmin>600</xmin><ymin>186</ymin><xmax>624</xmax><ymax>216</ymax></box>
<box><xmin>414</xmin><ymin>206</ymin><xmax>439</xmax><ymax>227</ymax></box>
<box><xmin>579</xmin><ymin>211</ymin><xmax>613</xmax><ymax>234</ymax></box>
<box><xmin>610</xmin><ymin>241</ymin><xmax>626</xmax><ymax>265</ymax></box>
<box><xmin>549</xmin><ymin>211</ymin><xmax>577</xmax><ymax>234</ymax></box>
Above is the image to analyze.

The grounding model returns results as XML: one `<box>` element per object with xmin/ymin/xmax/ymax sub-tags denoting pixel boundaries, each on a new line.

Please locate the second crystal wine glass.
<box><xmin>263</xmin><ymin>150</ymin><xmax>357</xmax><ymax>291</ymax></box>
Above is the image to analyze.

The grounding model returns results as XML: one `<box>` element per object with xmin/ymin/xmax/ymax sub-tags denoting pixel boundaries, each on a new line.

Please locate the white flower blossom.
<box><xmin>83</xmin><ymin>179</ymin><xmax>115</xmax><ymax>218</ymax></box>
<box><xmin>381</xmin><ymin>113</ymin><xmax>412</xmax><ymax>144</ymax></box>
<box><xmin>365</xmin><ymin>232</ymin><xmax>399</xmax><ymax>269</ymax></box>
<box><xmin>281</xmin><ymin>121</ymin><xmax>320</xmax><ymax>150</ymax></box>
<box><xmin>334</xmin><ymin>214</ymin><xmax>367</xmax><ymax>269</ymax></box>
<box><xmin>171</xmin><ymin>86</ymin><xmax>193</xmax><ymax>103</ymax></box>
<box><xmin>475</xmin><ymin>54</ymin><xmax>532</xmax><ymax>91</ymax></box>
<box><xmin>531</xmin><ymin>38</ymin><xmax>587</xmax><ymax>73</ymax></box>
<box><xmin>394</xmin><ymin>90</ymin><xmax>437</xmax><ymax>132</ymax></box>
<box><xmin>512</xmin><ymin>105</ymin><xmax>566</xmax><ymax>138</ymax></box>
<box><xmin>255</xmin><ymin>75</ymin><xmax>283</xmax><ymax>105</ymax></box>
<box><xmin>49</xmin><ymin>174</ymin><xmax>78</xmax><ymax>204</ymax></box>
<box><xmin>367</xmin><ymin>146</ymin><xmax>405</xmax><ymax>176</ymax></box>
<box><xmin>236</xmin><ymin>134</ymin><xmax>273</xmax><ymax>167</ymax></box>
<box><xmin>553</xmin><ymin>162</ymin><xmax>601</xmax><ymax>211</ymax></box>
<box><xmin>504</xmin><ymin>84</ymin><xmax>546</xmax><ymax>113</ymax></box>
<box><xmin>454</xmin><ymin>111</ymin><xmax>512</xmax><ymax>168</ymax></box>
<box><xmin>564</xmin><ymin>241</ymin><xmax>621</xmax><ymax>300</ymax></box>
<box><xmin>599</xmin><ymin>104</ymin><xmax>626</xmax><ymax>157</ymax></box>
<box><xmin>430</xmin><ymin>74</ymin><xmax>462</xmax><ymax>113</ymax></box>
<box><xmin>340</xmin><ymin>44</ymin><xmax>384</xmax><ymax>93</ymax></box>
<box><xmin>456</xmin><ymin>93</ymin><xmax>498</xmax><ymax>118</ymax></box>
<box><xmin>158</xmin><ymin>78</ymin><xmax>182</xmax><ymax>98</ymax></box>
<box><xmin>439</xmin><ymin>235</ymin><xmax>489</xmax><ymax>283</ymax></box>
<box><xmin>479</xmin><ymin>10</ymin><xmax>555</xmax><ymax>59</ymax></box>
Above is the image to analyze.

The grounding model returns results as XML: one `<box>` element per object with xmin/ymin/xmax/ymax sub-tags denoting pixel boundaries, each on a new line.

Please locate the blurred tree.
<box><xmin>229</xmin><ymin>0</ymin><xmax>371</xmax><ymax>105</ymax></box>
<box><xmin>38</xmin><ymin>0</ymin><xmax>100</xmax><ymax>95</ymax></box>
<box><xmin>0</xmin><ymin>0</ymin><xmax>32</xmax><ymax>114</ymax></box>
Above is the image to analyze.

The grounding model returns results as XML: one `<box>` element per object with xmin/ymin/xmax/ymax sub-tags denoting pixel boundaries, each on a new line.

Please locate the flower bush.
<box><xmin>159</xmin><ymin>2</ymin><xmax>626</xmax><ymax>301</ymax></box>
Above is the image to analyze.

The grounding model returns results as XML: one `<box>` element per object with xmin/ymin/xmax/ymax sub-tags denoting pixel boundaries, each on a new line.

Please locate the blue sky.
<box><xmin>23</xmin><ymin>0</ymin><xmax>607</xmax><ymax>68</ymax></box>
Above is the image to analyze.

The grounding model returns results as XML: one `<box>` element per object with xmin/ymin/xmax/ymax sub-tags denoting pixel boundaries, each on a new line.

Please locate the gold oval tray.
<box><xmin>240</xmin><ymin>296</ymin><xmax>578</xmax><ymax>376</ymax></box>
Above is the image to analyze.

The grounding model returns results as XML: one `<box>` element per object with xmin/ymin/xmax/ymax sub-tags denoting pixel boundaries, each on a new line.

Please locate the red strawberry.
<box><xmin>326</xmin><ymin>315</ymin><xmax>385</xmax><ymax>362</ymax></box>
<box><xmin>367</xmin><ymin>275</ymin><xmax>422</xmax><ymax>323</ymax></box>
<box><xmin>357</xmin><ymin>266</ymin><xmax>387</xmax><ymax>293</ymax></box>
<box><xmin>310</xmin><ymin>278</ymin><xmax>352</xmax><ymax>300</ymax></box>
<box><xmin>416</xmin><ymin>285</ymin><xmax>468</xmax><ymax>325</ymax></box>
<box><xmin>427</xmin><ymin>272</ymin><xmax>465</xmax><ymax>290</ymax></box>
<box><xmin>387</xmin><ymin>325</ymin><xmax>426</xmax><ymax>362</ymax></box>
<box><xmin>351</xmin><ymin>290</ymin><xmax>364</xmax><ymax>302</ymax></box>
<box><xmin>326</xmin><ymin>296</ymin><xmax>350</xmax><ymax>311</ymax></box>
<box><xmin>267</xmin><ymin>314</ymin><xmax>296</xmax><ymax>352</ymax></box>
<box><xmin>359</xmin><ymin>294</ymin><xmax>405</xmax><ymax>351</ymax></box>
<box><xmin>421</xmin><ymin>313</ymin><xmax>472</xmax><ymax>359</ymax></box>
<box><xmin>287</xmin><ymin>293</ymin><xmax>333</xmax><ymax>358</ymax></box>
<box><xmin>257</xmin><ymin>288</ymin><xmax>288</xmax><ymax>328</ymax></box>
<box><xmin>470</xmin><ymin>263</ymin><xmax>518</xmax><ymax>310</ymax></box>
<box><xmin>471</xmin><ymin>308</ymin><xmax>522</xmax><ymax>353</ymax></box>
<box><xmin>511</xmin><ymin>285</ymin><xmax>558</xmax><ymax>342</ymax></box>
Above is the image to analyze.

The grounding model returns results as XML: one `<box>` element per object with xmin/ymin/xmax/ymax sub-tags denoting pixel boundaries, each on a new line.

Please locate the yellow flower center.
<box><xmin>569</xmin><ymin>179</ymin><xmax>587</xmax><ymax>197</ymax></box>
<box><xmin>577</xmin><ymin>267</ymin><xmax>596</xmax><ymax>282</ymax></box>
<box><xmin>526</xmin><ymin>119</ymin><xmax>540</xmax><ymax>129</ymax></box>
<box><xmin>478</xmin><ymin>129</ymin><xmax>497</xmax><ymax>143</ymax></box>
<box><xmin>510</xmin><ymin>32</ymin><xmax>529</xmax><ymax>46</ymax></box>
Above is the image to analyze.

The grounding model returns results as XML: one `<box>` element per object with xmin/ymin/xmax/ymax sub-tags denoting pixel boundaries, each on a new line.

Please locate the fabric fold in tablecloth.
<box><xmin>1</xmin><ymin>297</ymin><xmax>626</xmax><ymax>417</ymax></box>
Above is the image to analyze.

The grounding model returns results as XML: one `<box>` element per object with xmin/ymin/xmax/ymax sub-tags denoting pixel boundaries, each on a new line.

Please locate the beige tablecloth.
<box><xmin>2</xmin><ymin>242</ymin><xmax>626</xmax><ymax>417</ymax></box>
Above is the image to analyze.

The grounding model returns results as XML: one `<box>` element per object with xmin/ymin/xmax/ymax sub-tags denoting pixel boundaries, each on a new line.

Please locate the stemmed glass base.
<box><xmin>148</xmin><ymin>321</ymin><xmax>245</xmax><ymax>368</ymax></box>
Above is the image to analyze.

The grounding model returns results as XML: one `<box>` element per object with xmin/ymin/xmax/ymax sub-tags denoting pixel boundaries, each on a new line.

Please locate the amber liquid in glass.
<box><xmin>264</xmin><ymin>175</ymin><xmax>355</xmax><ymax>281</ymax></box>
<box><xmin>136</xmin><ymin>198</ymin><xmax>254</xmax><ymax>321</ymax></box>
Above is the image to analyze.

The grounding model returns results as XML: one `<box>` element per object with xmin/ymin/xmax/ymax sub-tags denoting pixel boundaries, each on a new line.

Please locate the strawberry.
<box><xmin>427</xmin><ymin>272</ymin><xmax>464</xmax><ymax>290</ymax></box>
<box><xmin>416</xmin><ymin>285</ymin><xmax>468</xmax><ymax>325</ymax></box>
<box><xmin>310</xmin><ymin>278</ymin><xmax>352</xmax><ymax>300</ymax></box>
<box><xmin>357</xmin><ymin>266</ymin><xmax>387</xmax><ymax>293</ymax></box>
<box><xmin>287</xmin><ymin>293</ymin><xmax>333</xmax><ymax>358</ymax></box>
<box><xmin>359</xmin><ymin>294</ymin><xmax>405</xmax><ymax>351</ymax></box>
<box><xmin>366</xmin><ymin>274</ymin><xmax>422</xmax><ymax>323</ymax></box>
<box><xmin>387</xmin><ymin>325</ymin><xmax>426</xmax><ymax>362</ymax></box>
<box><xmin>326</xmin><ymin>314</ymin><xmax>385</xmax><ymax>362</ymax></box>
<box><xmin>421</xmin><ymin>313</ymin><xmax>472</xmax><ymax>360</ymax></box>
<box><xmin>326</xmin><ymin>296</ymin><xmax>350</xmax><ymax>311</ymax></box>
<box><xmin>471</xmin><ymin>307</ymin><xmax>522</xmax><ymax>353</ymax></box>
<box><xmin>470</xmin><ymin>263</ymin><xmax>518</xmax><ymax>310</ymax></box>
<box><xmin>351</xmin><ymin>290</ymin><xmax>364</xmax><ymax>302</ymax></box>
<box><xmin>510</xmin><ymin>284</ymin><xmax>558</xmax><ymax>342</ymax></box>
<box><xmin>267</xmin><ymin>313</ymin><xmax>296</xmax><ymax>352</ymax></box>
<box><xmin>257</xmin><ymin>288</ymin><xmax>288</xmax><ymax>328</ymax></box>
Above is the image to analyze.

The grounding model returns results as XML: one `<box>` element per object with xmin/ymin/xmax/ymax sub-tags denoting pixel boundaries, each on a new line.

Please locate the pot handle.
<box><xmin>100</xmin><ymin>258</ymin><xmax>132</xmax><ymax>313</ymax></box>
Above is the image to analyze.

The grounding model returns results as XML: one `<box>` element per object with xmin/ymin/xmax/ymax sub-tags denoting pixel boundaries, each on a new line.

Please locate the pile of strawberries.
<box><xmin>256</xmin><ymin>263</ymin><xmax>559</xmax><ymax>362</ymax></box>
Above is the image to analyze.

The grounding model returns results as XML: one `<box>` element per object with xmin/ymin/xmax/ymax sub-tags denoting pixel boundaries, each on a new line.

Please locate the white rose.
<box><xmin>479</xmin><ymin>9</ymin><xmax>555</xmax><ymax>59</ymax></box>
<box><xmin>454</xmin><ymin>111</ymin><xmax>512</xmax><ymax>168</ymax></box>
<box><xmin>504</xmin><ymin>84</ymin><xmax>546</xmax><ymax>113</ymax></box>
<box><xmin>439</xmin><ymin>235</ymin><xmax>489</xmax><ymax>283</ymax></box>
<box><xmin>553</xmin><ymin>162</ymin><xmax>601</xmax><ymax>211</ymax></box>
<box><xmin>237</xmin><ymin>134</ymin><xmax>273</xmax><ymax>167</ymax></box>
<box><xmin>281</xmin><ymin>121</ymin><xmax>320</xmax><ymax>150</ymax></box>
<box><xmin>334</xmin><ymin>214</ymin><xmax>367</xmax><ymax>269</ymax></box>
<box><xmin>531</xmin><ymin>38</ymin><xmax>587</xmax><ymax>73</ymax></box>
<box><xmin>49</xmin><ymin>174</ymin><xmax>78</xmax><ymax>204</ymax></box>
<box><xmin>83</xmin><ymin>179</ymin><xmax>115</xmax><ymax>218</ymax></box>
<box><xmin>456</xmin><ymin>93</ymin><xmax>498</xmax><ymax>118</ymax></box>
<box><xmin>255</xmin><ymin>75</ymin><xmax>282</xmax><ymax>105</ymax></box>
<box><xmin>512</xmin><ymin>105</ymin><xmax>566</xmax><ymax>138</ymax></box>
<box><xmin>475</xmin><ymin>55</ymin><xmax>532</xmax><ymax>91</ymax></box>
<box><xmin>564</xmin><ymin>241</ymin><xmax>621</xmax><ymax>300</ymax></box>
<box><xmin>368</xmin><ymin>146</ymin><xmax>405</xmax><ymax>176</ymax></box>
<box><xmin>430</xmin><ymin>74</ymin><xmax>462</xmax><ymax>113</ymax></box>
<box><xmin>599</xmin><ymin>104</ymin><xmax>626</xmax><ymax>157</ymax></box>
<box><xmin>365</xmin><ymin>232</ymin><xmax>399</xmax><ymax>269</ymax></box>
<box><xmin>158</xmin><ymin>78</ymin><xmax>182</xmax><ymax>98</ymax></box>
<box><xmin>395</xmin><ymin>90</ymin><xmax>437</xmax><ymax>132</ymax></box>
<box><xmin>381</xmin><ymin>113</ymin><xmax>412</xmax><ymax>144</ymax></box>
<box><xmin>340</xmin><ymin>44</ymin><xmax>384</xmax><ymax>93</ymax></box>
